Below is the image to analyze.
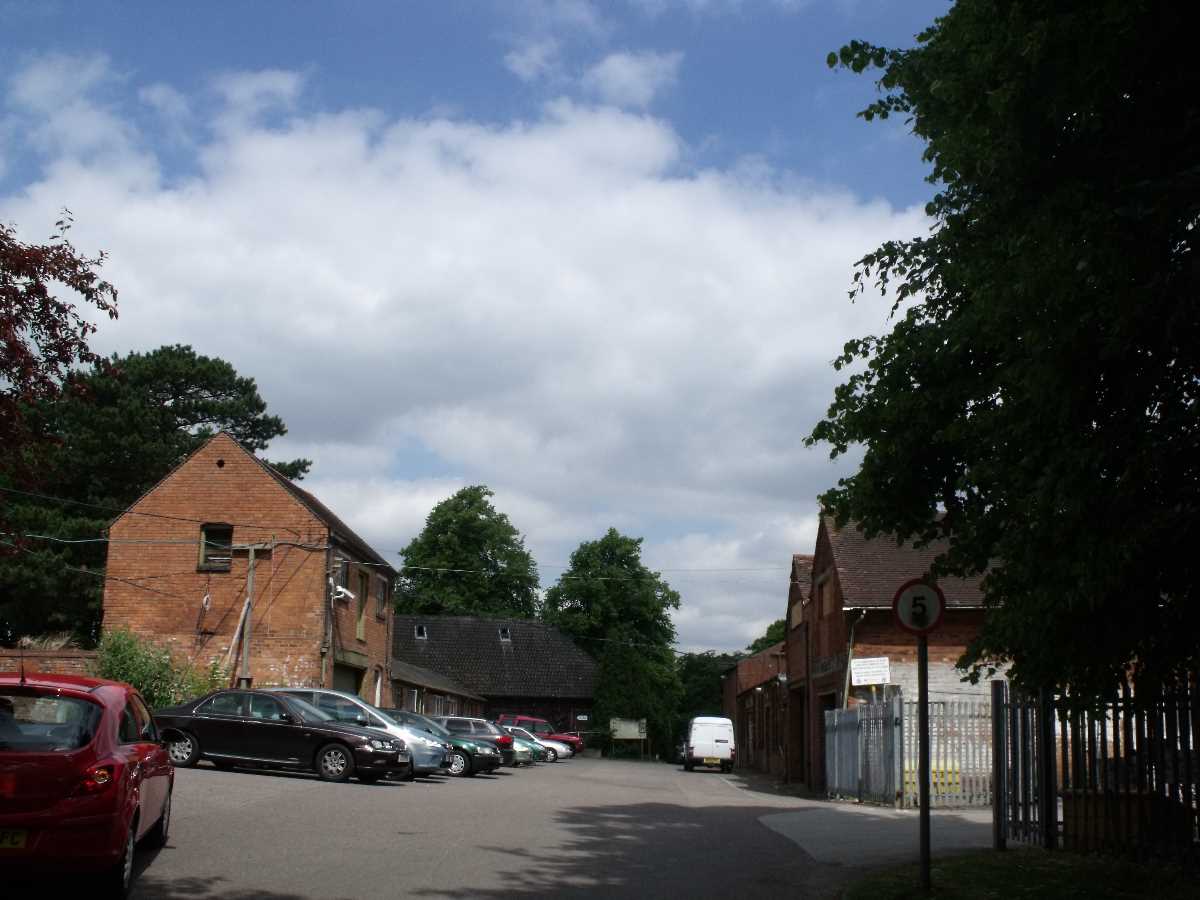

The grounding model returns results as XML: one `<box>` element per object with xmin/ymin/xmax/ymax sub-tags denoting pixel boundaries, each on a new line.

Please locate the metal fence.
<box><xmin>995</xmin><ymin>681</ymin><xmax>1199</xmax><ymax>862</ymax></box>
<box><xmin>824</xmin><ymin>697</ymin><xmax>992</xmax><ymax>808</ymax></box>
<box><xmin>825</xmin><ymin>698</ymin><xmax>903</xmax><ymax>805</ymax></box>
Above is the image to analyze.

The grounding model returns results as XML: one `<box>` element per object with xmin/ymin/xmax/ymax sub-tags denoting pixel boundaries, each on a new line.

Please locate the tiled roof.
<box><xmin>791</xmin><ymin>554</ymin><xmax>814</xmax><ymax>600</ymax></box>
<box><xmin>391</xmin><ymin>615</ymin><xmax>597</xmax><ymax>699</ymax></box>
<box><xmin>389</xmin><ymin>658</ymin><xmax>486</xmax><ymax>701</ymax></box>
<box><xmin>825</xmin><ymin>516</ymin><xmax>984</xmax><ymax>608</ymax></box>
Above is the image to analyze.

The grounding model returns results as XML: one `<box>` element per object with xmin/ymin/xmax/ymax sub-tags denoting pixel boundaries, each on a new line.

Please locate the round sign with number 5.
<box><xmin>892</xmin><ymin>579</ymin><xmax>946</xmax><ymax>635</ymax></box>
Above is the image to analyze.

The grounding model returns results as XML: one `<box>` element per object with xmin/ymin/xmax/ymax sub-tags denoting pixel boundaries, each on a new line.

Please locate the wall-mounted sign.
<box><xmin>850</xmin><ymin>656</ymin><xmax>891</xmax><ymax>686</ymax></box>
<box><xmin>576</xmin><ymin>714</ymin><xmax>589</xmax><ymax>722</ymax></box>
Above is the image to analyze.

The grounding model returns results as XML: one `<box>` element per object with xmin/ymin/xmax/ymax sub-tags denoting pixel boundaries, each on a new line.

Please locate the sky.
<box><xmin>1</xmin><ymin>0</ymin><xmax>949</xmax><ymax>652</ymax></box>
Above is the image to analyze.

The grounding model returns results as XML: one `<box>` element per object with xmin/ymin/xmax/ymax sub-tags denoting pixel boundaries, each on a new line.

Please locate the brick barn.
<box><xmin>102</xmin><ymin>432</ymin><xmax>396</xmax><ymax>705</ymax></box>
<box><xmin>391</xmin><ymin>615</ymin><xmax>596</xmax><ymax>731</ymax></box>
<box><xmin>721</xmin><ymin>640</ymin><xmax>788</xmax><ymax>777</ymax></box>
<box><xmin>785</xmin><ymin>517</ymin><xmax>989</xmax><ymax>789</ymax></box>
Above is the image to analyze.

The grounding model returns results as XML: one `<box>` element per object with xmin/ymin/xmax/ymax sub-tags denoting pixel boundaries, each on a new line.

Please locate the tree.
<box><xmin>0</xmin><ymin>213</ymin><xmax>117</xmax><ymax>481</ymax></box>
<box><xmin>809</xmin><ymin>2</ymin><xmax>1200</xmax><ymax>693</ymax></box>
<box><xmin>396</xmin><ymin>486</ymin><xmax>539</xmax><ymax>618</ymax></box>
<box><xmin>744</xmin><ymin>619</ymin><xmax>785</xmax><ymax>655</ymax></box>
<box><xmin>0</xmin><ymin>344</ymin><xmax>309</xmax><ymax>643</ymax></box>
<box><xmin>676</xmin><ymin>650</ymin><xmax>739</xmax><ymax>733</ymax></box>
<box><xmin>543</xmin><ymin>528</ymin><xmax>682</xmax><ymax>754</ymax></box>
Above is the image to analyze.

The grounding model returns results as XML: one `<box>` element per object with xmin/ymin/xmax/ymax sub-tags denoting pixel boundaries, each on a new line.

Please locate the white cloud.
<box><xmin>582</xmin><ymin>50</ymin><xmax>683</xmax><ymax>108</ymax></box>
<box><xmin>1</xmin><ymin>56</ymin><xmax>923</xmax><ymax>652</ymax></box>
<box><xmin>139</xmin><ymin>82</ymin><xmax>190</xmax><ymax>122</ymax></box>
<box><xmin>505</xmin><ymin>38</ymin><xmax>562</xmax><ymax>83</ymax></box>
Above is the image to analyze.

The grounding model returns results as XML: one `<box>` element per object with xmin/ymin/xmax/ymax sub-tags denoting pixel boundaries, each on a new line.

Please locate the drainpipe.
<box><xmin>842</xmin><ymin>608</ymin><xmax>867</xmax><ymax>709</ymax></box>
<box><xmin>320</xmin><ymin>538</ymin><xmax>332</xmax><ymax>687</ymax></box>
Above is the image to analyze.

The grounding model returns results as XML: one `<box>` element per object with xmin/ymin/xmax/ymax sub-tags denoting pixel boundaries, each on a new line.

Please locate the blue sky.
<box><xmin>1</xmin><ymin>0</ymin><xmax>949</xmax><ymax>651</ymax></box>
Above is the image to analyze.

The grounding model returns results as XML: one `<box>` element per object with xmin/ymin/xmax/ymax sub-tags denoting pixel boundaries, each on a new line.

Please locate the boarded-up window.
<box><xmin>198</xmin><ymin>524</ymin><xmax>233</xmax><ymax>571</ymax></box>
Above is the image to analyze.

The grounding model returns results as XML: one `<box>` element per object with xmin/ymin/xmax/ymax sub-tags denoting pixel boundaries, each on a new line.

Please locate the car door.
<box><xmin>127</xmin><ymin>693</ymin><xmax>170</xmax><ymax>834</ymax></box>
<box><xmin>190</xmin><ymin>691</ymin><xmax>252</xmax><ymax>757</ymax></box>
<box><xmin>244</xmin><ymin>694</ymin><xmax>310</xmax><ymax>764</ymax></box>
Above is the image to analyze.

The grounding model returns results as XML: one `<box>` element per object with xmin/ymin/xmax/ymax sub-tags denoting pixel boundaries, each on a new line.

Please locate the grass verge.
<box><xmin>842</xmin><ymin>848</ymin><xmax>1195</xmax><ymax>900</ymax></box>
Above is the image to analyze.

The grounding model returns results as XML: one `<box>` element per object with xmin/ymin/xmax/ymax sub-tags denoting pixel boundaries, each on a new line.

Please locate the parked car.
<box><xmin>273</xmin><ymin>688</ymin><xmax>450</xmax><ymax>777</ymax></box>
<box><xmin>380</xmin><ymin>709</ymin><xmax>501</xmax><ymax>777</ymax></box>
<box><xmin>431</xmin><ymin>716</ymin><xmax>516</xmax><ymax>766</ymax></box>
<box><xmin>682</xmin><ymin>716</ymin><xmax>735</xmax><ymax>773</ymax></box>
<box><xmin>495</xmin><ymin>714</ymin><xmax>584</xmax><ymax>754</ymax></box>
<box><xmin>504</xmin><ymin>725</ymin><xmax>572</xmax><ymax>762</ymax></box>
<box><xmin>509</xmin><ymin>734</ymin><xmax>541</xmax><ymax>765</ymax></box>
<box><xmin>0</xmin><ymin>673</ymin><xmax>173</xmax><ymax>898</ymax></box>
<box><xmin>154</xmin><ymin>689</ymin><xmax>411</xmax><ymax>784</ymax></box>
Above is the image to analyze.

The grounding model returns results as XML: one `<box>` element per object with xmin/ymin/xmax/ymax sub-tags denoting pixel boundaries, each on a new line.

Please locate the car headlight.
<box><xmin>369</xmin><ymin>738</ymin><xmax>397</xmax><ymax>751</ymax></box>
<box><xmin>477</xmin><ymin>745</ymin><xmax>496</xmax><ymax>755</ymax></box>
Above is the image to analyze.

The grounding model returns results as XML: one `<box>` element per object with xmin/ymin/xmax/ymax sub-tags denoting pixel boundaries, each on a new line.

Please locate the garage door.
<box><xmin>332</xmin><ymin>664</ymin><xmax>363</xmax><ymax>694</ymax></box>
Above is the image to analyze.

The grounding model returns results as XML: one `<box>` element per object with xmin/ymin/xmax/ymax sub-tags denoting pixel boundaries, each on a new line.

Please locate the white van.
<box><xmin>683</xmin><ymin>716</ymin><xmax>735</xmax><ymax>772</ymax></box>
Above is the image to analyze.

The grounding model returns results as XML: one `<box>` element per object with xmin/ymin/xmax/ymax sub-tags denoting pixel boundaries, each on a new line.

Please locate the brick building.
<box><xmin>102</xmin><ymin>432</ymin><xmax>397</xmax><ymax>705</ymax></box>
<box><xmin>785</xmin><ymin>518</ymin><xmax>989</xmax><ymax>788</ymax></box>
<box><xmin>721</xmin><ymin>641</ymin><xmax>788</xmax><ymax>777</ymax></box>
<box><xmin>392</xmin><ymin>615</ymin><xmax>596</xmax><ymax>730</ymax></box>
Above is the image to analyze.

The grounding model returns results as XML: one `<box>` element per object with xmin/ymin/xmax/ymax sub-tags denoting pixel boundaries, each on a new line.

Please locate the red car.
<box><xmin>495</xmin><ymin>714</ymin><xmax>584</xmax><ymax>753</ymax></box>
<box><xmin>0</xmin><ymin>673</ymin><xmax>173</xmax><ymax>898</ymax></box>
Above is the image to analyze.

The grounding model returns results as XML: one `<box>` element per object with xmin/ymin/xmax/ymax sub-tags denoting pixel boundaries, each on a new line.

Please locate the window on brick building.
<box><xmin>356</xmin><ymin>571</ymin><xmax>369</xmax><ymax>641</ymax></box>
<box><xmin>375</xmin><ymin>577</ymin><xmax>388</xmax><ymax>619</ymax></box>
<box><xmin>198</xmin><ymin>524</ymin><xmax>233</xmax><ymax>571</ymax></box>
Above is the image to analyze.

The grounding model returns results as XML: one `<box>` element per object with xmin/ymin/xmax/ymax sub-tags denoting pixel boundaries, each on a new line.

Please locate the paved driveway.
<box><xmin>107</xmin><ymin>759</ymin><xmax>990</xmax><ymax>899</ymax></box>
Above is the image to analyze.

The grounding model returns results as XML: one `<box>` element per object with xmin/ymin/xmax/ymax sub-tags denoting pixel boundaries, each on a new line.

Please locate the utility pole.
<box><xmin>236</xmin><ymin>541</ymin><xmax>272</xmax><ymax>688</ymax></box>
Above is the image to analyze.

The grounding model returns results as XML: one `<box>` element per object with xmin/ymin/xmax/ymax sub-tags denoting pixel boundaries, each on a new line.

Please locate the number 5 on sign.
<box><xmin>892</xmin><ymin>579</ymin><xmax>945</xmax><ymax>635</ymax></box>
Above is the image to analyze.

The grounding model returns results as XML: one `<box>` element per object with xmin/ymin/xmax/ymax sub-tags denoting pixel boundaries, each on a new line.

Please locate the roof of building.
<box><xmin>791</xmin><ymin>553</ymin><xmax>814</xmax><ymax>600</ymax></box>
<box><xmin>388</xmin><ymin>658</ymin><xmax>486</xmax><ymax>702</ymax></box>
<box><xmin>823</xmin><ymin>516</ymin><xmax>985</xmax><ymax>608</ymax></box>
<box><xmin>733</xmin><ymin>640</ymin><xmax>786</xmax><ymax>694</ymax></box>
<box><xmin>392</xmin><ymin>615</ymin><xmax>597</xmax><ymax>699</ymax></box>
<box><xmin>258</xmin><ymin>464</ymin><xmax>394</xmax><ymax>574</ymax></box>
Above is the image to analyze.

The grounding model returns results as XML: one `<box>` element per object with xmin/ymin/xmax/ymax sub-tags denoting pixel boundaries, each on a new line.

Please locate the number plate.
<box><xmin>703</xmin><ymin>757</ymin><xmax>720</xmax><ymax>766</ymax></box>
<box><xmin>0</xmin><ymin>829</ymin><xmax>28</xmax><ymax>850</ymax></box>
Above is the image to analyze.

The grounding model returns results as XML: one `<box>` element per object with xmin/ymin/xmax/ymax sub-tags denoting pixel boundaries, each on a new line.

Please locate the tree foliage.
<box><xmin>544</xmin><ymin>528</ymin><xmax>681</xmax><ymax>753</ymax></box>
<box><xmin>94</xmin><ymin>628</ymin><xmax>226</xmax><ymax>709</ymax></box>
<box><xmin>744</xmin><ymin>618</ymin><xmax>785</xmax><ymax>655</ymax></box>
<box><xmin>0</xmin><ymin>344</ymin><xmax>308</xmax><ymax>644</ymax></box>
<box><xmin>0</xmin><ymin>214</ymin><xmax>117</xmax><ymax>479</ymax></box>
<box><xmin>396</xmin><ymin>486</ymin><xmax>540</xmax><ymax>618</ymax></box>
<box><xmin>676</xmin><ymin>650</ymin><xmax>739</xmax><ymax>731</ymax></box>
<box><xmin>810</xmin><ymin>2</ymin><xmax>1200</xmax><ymax>693</ymax></box>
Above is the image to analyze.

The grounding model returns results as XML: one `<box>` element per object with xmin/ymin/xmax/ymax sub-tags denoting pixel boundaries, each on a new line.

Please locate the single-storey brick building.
<box><xmin>721</xmin><ymin>640</ymin><xmax>788</xmax><ymax>777</ymax></box>
<box><xmin>392</xmin><ymin>614</ymin><xmax>596</xmax><ymax>731</ymax></box>
<box><xmin>102</xmin><ymin>432</ymin><xmax>397</xmax><ymax>705</ymax></box>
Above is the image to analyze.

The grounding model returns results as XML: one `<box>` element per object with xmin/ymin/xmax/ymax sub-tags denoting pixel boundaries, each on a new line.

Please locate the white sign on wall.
<box><xmin>850</xmin><ymin>656</ymin><xmax>891</xmax><ymax>686</ymax></box>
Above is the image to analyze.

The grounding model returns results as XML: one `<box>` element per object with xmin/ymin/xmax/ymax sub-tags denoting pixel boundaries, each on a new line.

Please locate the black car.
<box><xmin>155</xmin><ymin>689</ymin><xmax>412</xmax><ymax>784</ymax></box>
<box><xmin>431</xmin><ymin>716</ymin><xmax>516</xmax><ymax>766</ymax></box>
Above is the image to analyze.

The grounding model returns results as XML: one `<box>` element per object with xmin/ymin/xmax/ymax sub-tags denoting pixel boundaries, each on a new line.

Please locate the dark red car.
<box><xmin>0</xmin><ymin>673</ymin><xmax>173</xmax><ymax>898</ymax></box>
<box><xmin>495</xmin><ymin>714</ymin><xmax>584</xmax><ymax>753</ymax></box>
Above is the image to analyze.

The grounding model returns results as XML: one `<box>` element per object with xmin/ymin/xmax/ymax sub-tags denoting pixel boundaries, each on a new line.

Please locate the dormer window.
<box><xmin>198</xmin><ymin>524</ymin><xmax>233</xmax><ymax>572</ymax></box>
<box><xmin>498</xmin><ymin>626</ymin><xmax>511</xmax><ymax>642</ymax></box>
<box><xmin>414</xmin><ymin>625</ymin><xmax>428</xmax><ymax>640</ymax></box>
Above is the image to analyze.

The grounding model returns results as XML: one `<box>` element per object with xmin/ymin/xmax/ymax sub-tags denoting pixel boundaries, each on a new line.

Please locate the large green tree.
<box><xmin>676</xmin><ymin>650</ymin><xmax>739</xmax><ymax>734</ymax></box>
<box><xmin>543</xmin><ymin>528</ymin><xmax>681</xmax><ymax>754</ymax></box>
<box><xmin>396</xmin><ymin>485</ymin><xmax>539</xmax><ymax>618</ymax></box>
<box><xmin>809</xmin><ymin>2</ymin><xmax>1200</xmax><ymax>693</ymax></box>
<box><xmin>0</xmin><ymin>344</ymin><xmax>309</xmax><ymax>643</ymax></box>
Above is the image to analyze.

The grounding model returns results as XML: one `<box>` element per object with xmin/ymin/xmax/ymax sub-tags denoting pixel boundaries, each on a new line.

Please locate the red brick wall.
<box><xmin>0</xmin><ymin>649</ymin><xmax>97</xmax><ymax>676</ymax></box>
<box><xmin>102</xmin><ymin>434</ymin><xmax>392</xmax><ymax>705</ymax></box>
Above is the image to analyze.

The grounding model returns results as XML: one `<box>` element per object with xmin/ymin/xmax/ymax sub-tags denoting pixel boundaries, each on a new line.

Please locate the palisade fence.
<box><xmin>995</xmin><ymin>681</ymin><xmax>1199</xmax><ymax>862</ymax></box>
<box><xmin>824</xmin><ymin>697</ymin><xmax>993</xmax><ymax>808</ymax></box>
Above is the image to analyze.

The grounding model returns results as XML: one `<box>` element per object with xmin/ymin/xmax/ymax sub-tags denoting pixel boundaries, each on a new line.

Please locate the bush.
<box><xmin>93</xmin><ymin>628</ymin><xmax>226</xmax><ymax>709</ymax></box>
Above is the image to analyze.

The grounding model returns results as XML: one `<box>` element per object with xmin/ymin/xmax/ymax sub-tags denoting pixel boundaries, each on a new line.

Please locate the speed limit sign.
<box><xmin>892</xmin><ymin>579</ymin><xmax>945</xmax><ymax>635</ymax></box>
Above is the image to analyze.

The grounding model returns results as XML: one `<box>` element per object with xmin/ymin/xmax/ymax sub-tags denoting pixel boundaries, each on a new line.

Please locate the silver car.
<box><xmin>505</xmin><ymin>725</ymin><xmax>572</xmax><ymax>762</ymax></box>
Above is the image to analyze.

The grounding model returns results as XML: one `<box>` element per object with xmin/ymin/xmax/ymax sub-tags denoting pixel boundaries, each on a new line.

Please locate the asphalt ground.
<box><xmin>47</xmin><ymin>757</ymin><xmax>992</xmax><ymax>898</ymax></box>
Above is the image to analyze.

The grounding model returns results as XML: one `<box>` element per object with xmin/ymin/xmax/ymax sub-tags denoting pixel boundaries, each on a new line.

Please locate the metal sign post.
<box><xmin>893</xmin><ymin>578</ymin><xmax>946</xmax><ymax>893</ymax></box>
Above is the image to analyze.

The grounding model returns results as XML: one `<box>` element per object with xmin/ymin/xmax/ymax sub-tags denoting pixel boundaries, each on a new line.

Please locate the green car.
<box><xmin>381</xmin><ymin>709</ymin><xmax>502</xmax><ymax>777</ymax></box>
<box><xmin>511</xmin><ymin>735</ymin><xmax>545</xmax><ymax>764</ymax></box>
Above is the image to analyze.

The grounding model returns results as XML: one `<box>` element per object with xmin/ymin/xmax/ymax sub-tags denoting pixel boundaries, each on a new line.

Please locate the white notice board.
<box><xmin>850</xmin><ymin>656</ymin><xmax>891</xmax><ymax>686</ymax></box>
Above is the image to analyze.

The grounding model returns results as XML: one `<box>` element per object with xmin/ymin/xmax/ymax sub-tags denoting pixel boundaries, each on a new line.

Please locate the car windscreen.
<box><xmin>512</xmin><ymin>727</ymin><xmax>538</xmax><ymax>742</ymax></box>
<box><xmin>0</xmin><ymin>690</ymin><xmax>104</xmax><ymax>752</ymax></box>
<box><xmin>477</xmin><ymin>721</ymin><xmax>504</xmax><ymax>736</ymax></box>
<box><xmin>393</xmin><ymin>711</ymin><xmax>450</xmax><ymax>738</ymax></box>
<box><xmin>281</xmin><ymin>695</ymin><xmax>335</xmax><ymax>724</ymax></box>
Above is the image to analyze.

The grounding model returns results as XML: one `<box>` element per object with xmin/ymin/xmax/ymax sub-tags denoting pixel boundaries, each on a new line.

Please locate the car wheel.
<box><xmin>448</xmin><ymin>750</ymin><xmax>471</xmax><ymax>777</ymax></box>
<box><xmin>103</xmin><ymin>819</ymin><xmax>136</xmax><ymax>898</ymax></box>
<box><xmin>358</xmin><ymin>772</ymin><xmax>381</xmax><ymax>784</ymax></box>
<box><xmin>167</xmin><ymin>732</ymin><xmax>201</xmax><ymax>767</ymax></box>
<box><xmin>145</xmin><ymin>787</ymin><xmax>171</xmax><ymax>849</ymax></box>
<box><xmin>316</xmin><ymin>743</ymin><xmax>355</xmax><ymax>782</ymax></box>
<box><xmin>545</xmin><ymin>747</ymin><xmax>558</xmax><ymax>763</ymax></box>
